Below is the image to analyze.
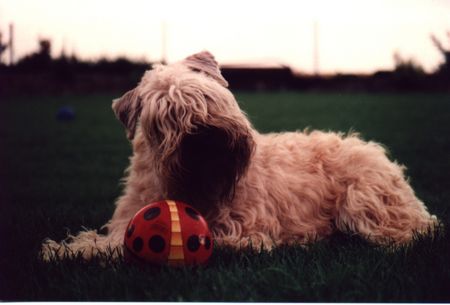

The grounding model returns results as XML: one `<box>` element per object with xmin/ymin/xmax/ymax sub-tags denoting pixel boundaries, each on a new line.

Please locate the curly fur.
<box><xmin>41</xmin><ymin>51</ymin><xmax>438</xmax><ymax>261</ymax></box>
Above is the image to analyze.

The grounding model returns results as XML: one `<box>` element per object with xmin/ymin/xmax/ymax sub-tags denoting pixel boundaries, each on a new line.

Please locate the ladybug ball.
<box><xmin>124</xmin><ymin>200</ymin><xmax>213</xmax><ymax>266</ymax></box>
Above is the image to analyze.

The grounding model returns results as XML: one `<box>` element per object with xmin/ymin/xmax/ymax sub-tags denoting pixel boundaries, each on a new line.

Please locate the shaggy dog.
<box><xmin>41</xmin><ymin>51</ymin><xmax>438</xmax><ymax>261</ymax></box>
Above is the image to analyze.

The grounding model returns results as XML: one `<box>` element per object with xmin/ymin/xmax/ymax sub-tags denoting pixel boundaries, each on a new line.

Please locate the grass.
<box><xmin>0</xmin><ymin>91</ymin><xmax>449</xmax><ymax>301</ymax></box>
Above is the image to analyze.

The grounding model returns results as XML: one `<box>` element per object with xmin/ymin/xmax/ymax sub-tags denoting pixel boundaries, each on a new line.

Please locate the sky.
<box><xmin>0</xmin><ymin>0</ymin><xmax>449</xmax><ymax>74</ymax></box>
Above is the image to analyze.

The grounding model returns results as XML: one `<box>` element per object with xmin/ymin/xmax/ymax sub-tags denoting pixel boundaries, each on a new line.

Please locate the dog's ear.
<box><xmin>183</xmin><ymin>51</ymin><xmax>229</xmax><ymax>87</ymax></box>
<box><xmin>112</xmin><ymin>89</ymin><xmax>142</xmax><ymax>140</ymax></box>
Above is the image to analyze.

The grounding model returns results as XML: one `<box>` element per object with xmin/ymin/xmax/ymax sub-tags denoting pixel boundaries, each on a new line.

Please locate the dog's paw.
<box><xmin>39</xmin><ymin>238</ymin><xmax>65</xmax><ymax>262</ymax></box>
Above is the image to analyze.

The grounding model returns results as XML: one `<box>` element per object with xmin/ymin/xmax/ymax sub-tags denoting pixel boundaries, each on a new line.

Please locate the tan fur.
<box><xmin>41</xmin><ymin>51</ymin><xmax>438</xmax><ymax>261</ymax></box>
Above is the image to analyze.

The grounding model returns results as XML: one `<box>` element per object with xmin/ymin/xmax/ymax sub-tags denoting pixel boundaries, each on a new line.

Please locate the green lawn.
<box><xmin>0</xmin><ymin>92</ymin><xmax>449</xmax><ymax>301</ymax></box>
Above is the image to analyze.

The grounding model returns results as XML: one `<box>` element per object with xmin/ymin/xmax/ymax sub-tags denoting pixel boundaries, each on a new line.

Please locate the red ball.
<box><xmin>124</xmin><ymin>200</ymin><xmax>213</xmax><ymax>266</ymax></box>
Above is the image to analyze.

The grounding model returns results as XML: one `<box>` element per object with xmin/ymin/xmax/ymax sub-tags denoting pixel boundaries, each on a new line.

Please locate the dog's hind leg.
<box><xmin>334</xmin><ymin>143</ymin><xmax>438</xmax><ymax>245</ymax></box>
<box><xmin>336</xmin><ymin>181</ymin><xmax>437</xmax><ymax>245</ymax></box>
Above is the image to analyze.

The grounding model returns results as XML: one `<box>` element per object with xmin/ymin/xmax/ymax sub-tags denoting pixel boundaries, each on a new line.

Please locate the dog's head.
<box><xmin>112</xmin><ymin>51</ymin><xmax>255</xmax><ymax>212</ymax></box>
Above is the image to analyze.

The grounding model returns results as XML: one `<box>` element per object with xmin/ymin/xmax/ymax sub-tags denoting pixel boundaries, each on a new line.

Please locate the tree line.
<box><xmin>0</xmin><ymin>34</ymin><xmax>449</xmax><ymax>96</ymax></box>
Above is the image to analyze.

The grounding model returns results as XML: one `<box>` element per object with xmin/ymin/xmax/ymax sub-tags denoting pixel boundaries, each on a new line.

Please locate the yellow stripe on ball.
<box><xmin>166</xmin><ymin>200</ymin><xmax>185</xmax><ymax>263</ymax></box>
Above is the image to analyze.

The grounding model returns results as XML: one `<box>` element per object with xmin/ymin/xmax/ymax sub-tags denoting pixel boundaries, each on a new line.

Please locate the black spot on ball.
<box><xmin>187</xmin><ymin>235</ymin><xmax>200</xmax><ymax>252</ymax></box>
<box><xmin>205</xmin><ymin>236</ymin><xmax>211</xmax><ymax>250</ymax></box>
<box><xmin>127</xmin><ymin>224</ymin><xmax>135</xmax><ymax>238</ymax></box>
<box><xmin>148</xmin><ymin>235</ymin><xmax>165</xmax><ymax>253</ymax></box>
<box><xmin>144</xmin><ymin>207</ymin><xmax>161</xmax><ymax>220</ymax></box>
<box><xmin>133</xmin><ymin>237</ymin><xmax>143</xmax><ymax>252</ymax></box>
<box><xmin>185</xmin><ymin>207</ymin><xmax>200</xmax><ymax>221</ymax></box>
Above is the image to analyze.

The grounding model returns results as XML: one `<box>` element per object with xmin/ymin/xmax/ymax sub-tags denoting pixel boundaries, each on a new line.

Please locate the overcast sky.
<box><xmin>0</xmin><ymin>0</ymin><xmax>449</xmax><ymax>74</ymax></box>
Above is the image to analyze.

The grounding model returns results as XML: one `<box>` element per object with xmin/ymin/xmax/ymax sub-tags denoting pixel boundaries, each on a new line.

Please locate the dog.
<box><xmin>41</xmin><ymin>51</ymin><xmax>438</xmax><ymax>261</ymax></box>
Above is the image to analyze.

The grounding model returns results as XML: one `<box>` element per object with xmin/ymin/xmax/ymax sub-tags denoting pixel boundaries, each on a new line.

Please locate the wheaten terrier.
<box><xmin>41</xmin><ymin>51</ymin><xmax>438</xmax><ymax>261</ymax></box>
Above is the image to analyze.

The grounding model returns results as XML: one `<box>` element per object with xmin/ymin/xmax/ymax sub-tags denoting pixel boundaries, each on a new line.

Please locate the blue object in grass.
<box><xmin>56</xmin><ymin>106</ymin><xmax>75</xmax><ymax>121</ymax></box>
